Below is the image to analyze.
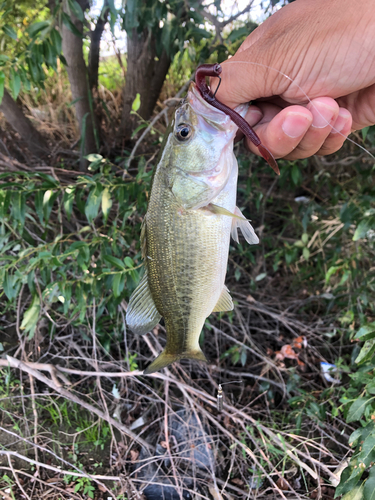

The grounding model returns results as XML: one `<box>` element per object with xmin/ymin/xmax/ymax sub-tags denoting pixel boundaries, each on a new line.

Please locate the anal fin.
<box><xmin>212</xmin><ymin>285</ymin><xmax>233</xmax><ymax>312</ymax></box>
<box><xmin>126</xmin><ymin>269</ymin><xmax>161</xmax><ymax>335</ymax></box>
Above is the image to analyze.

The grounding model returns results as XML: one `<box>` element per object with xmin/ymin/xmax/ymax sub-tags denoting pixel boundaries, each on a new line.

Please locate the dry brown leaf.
<box><xmin>275</xmin><ymin>344</ymin><xmax>298</xmax><ymax>361</ymax></box>
<box><xmin>276</xmin><ymin>477</ymin><xmax>290</xmax><ymax>490</ymax></box>
<box><xmin>98</xmin><ymin>484</ymin><xmax>106</xmax><ymax>492</ymax></box>
<box><xmin>208</xmin><ymin>486</ymin><xmax>225</xmax><ymax>500</ymax></box>
<box><xmin>231</xmin><ymin>478</ymin><xmax>245</xmax><ymax>486</ymax></box>
<box><xmin>160</xmin><ymin>440</ymin><xmax>168</xmax><ymax>449</ymax></box>
<box><xmin>130</xmin><ymin>449</ymin><xmax>139</xmax><ymax>461</ymax></box>
<box><xmin>275</xmin><ymin>344</ymin><xmax>305</xmax><ymax>366</ymax></box>
<box><xmin>293</xmin><ymin>336</ymin><xmax>304</xmax><ymax>349</ymax></box>
<box><xmin>46</xmin><ymin>477</ymin><xmax>62</xmax><ymax>483</ymax></box>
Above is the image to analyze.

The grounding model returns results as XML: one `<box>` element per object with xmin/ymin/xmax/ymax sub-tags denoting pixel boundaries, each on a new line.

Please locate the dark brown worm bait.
<box><xmin>195</xmin><ymin>63</ymin><xmax>280</xmax><ymax>175</ymax></box>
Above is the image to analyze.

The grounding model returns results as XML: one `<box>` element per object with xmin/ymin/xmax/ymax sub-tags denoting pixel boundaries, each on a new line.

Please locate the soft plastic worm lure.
<box><xmin>195</xmin><ymin>63</ymin><xmax>280</xmax><ymax>175</ymax></box>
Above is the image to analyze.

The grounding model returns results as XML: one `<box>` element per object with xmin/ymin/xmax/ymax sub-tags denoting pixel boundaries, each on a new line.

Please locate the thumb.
<box><xmin>214</xmin><ymin>38</ymin><xmax>293</xmax><ymax>109</ymax></box>
<box><xmin>212</xmin><ymin>0</ymin><xmax>318</xmax><ymax>108</ymax></box>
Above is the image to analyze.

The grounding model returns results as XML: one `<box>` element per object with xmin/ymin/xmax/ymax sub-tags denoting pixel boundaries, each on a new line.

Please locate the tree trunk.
<box><xmin>120</xmin><ymin>28</ymin><xmax>171</xmax><ymax>141</ymax></box>
<box><xmin>0</xmin><ymin>89</ymin><xmax>48</xmax><ymax>159</ymax></box>
<box><xmin>88</xmin><ymin>1</ymin><xmax>109</xmax><ymax>92</ymax></box>
<box><xmin>62</xmin><ymin>0</ymin><xmax>97</xmax><ymax>171</ymax></box>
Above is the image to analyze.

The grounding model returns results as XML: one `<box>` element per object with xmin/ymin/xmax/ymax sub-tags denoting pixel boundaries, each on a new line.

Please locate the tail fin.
<box><xmin>143</xmin><ymin>348</ymin><xmax>208</xmax><ymax>375</ymax></box>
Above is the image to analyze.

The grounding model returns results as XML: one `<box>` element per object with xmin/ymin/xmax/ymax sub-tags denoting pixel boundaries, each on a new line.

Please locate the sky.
<box><xmin>88</xmin><ymin>0</ymin><xmax>275</xmax><ymax>57</ymax></box>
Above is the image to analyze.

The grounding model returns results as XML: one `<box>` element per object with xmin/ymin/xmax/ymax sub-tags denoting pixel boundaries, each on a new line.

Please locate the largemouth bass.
<box><xmin>126</xmin><ymin>83</ymin><xmax>258</xmax><ymax>375</ymax></box>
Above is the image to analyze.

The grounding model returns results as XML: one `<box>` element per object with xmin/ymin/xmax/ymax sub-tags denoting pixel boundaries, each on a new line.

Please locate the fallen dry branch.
<box><xmin>2</xmin><ymin>355</ymin><xmax>152</xmax><ymax>451</ymax></box>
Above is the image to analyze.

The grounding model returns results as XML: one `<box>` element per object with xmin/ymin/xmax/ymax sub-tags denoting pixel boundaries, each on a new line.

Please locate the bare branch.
<box><xmin>4</xmin><ymin>355</ymin><xmax>153</xmax><ymax>451</ymax></box>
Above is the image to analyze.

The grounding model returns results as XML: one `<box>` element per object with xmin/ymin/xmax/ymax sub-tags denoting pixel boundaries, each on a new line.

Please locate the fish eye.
<box><xmin>175</xmin><ymin>123</ymin><xmax>192</xmax><ymax>142</ymax></box>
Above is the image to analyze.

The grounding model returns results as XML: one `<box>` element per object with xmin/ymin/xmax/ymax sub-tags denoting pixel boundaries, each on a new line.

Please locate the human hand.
<box><xmin>216</xmin><ymin>0</ymin><xmax>375</xmax><ymax>160</ymax></box>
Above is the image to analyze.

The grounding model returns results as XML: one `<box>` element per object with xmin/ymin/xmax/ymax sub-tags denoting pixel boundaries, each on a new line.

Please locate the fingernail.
<box><xmin>282</xmin><ymin>112</ymin><xmax>311</xmax><ymax>138</ymax></box>
<box><xmin>310</xmin><ymin>103</ymin><xmax>336</xmax><ymax>129</ymax></box>
<box><xmin>330</xmin><ymin>109</ymin><xmax>351</xmax><ymax>134</ymax></box>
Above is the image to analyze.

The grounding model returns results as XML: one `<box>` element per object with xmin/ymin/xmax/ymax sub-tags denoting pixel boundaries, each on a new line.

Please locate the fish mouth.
<box><xmin>188</xmin><ymin>82</ymin><xmax>248</xmax><ymax>126</ymax></box>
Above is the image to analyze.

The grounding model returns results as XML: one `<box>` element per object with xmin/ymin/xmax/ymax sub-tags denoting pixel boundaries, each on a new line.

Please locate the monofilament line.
<box><xmin>226</xmin><ymin>60</ymin><xmax>375</xmax><ymax>162</ymax></box>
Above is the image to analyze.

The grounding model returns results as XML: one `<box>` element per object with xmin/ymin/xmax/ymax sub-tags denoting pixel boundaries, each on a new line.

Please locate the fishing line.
<box><xmin>216</xmin><ymin>313</ymin><xmax>243</xmax><ymax>413</ymax></box>
<box><xmin>225</xmin><ymin>60</ymin><xmax>375</xmax><ymax>162</ymax></box>
<box><xmin>212</xmin><ymin>75</ymin><xmax>222</xmax><ymax>98</ymax></box>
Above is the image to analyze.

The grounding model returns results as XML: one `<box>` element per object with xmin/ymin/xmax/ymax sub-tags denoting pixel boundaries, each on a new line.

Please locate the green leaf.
<box><xmin>50</xmin><ymin>29</ymin><xmax>62</xmax><ymax>55</ymax></box>
<box><xmin>187</xmin><ymin>26</ymin><xmax>212</xmax><ymax>41</ymax></box>
<box><xmin>112</xmin><ymin>272</ymin><xmax>125</xmax><ymax>297</ymax></box>
<box><xmin>342</xmin><ymin>486</ymin><xmax>364</xmax><ymax>500</ymax></box>
<box><xmin>85</xmin><ymin>153</ymin><xmax>103</xmax><ymax>162</ymax></box>
<box><xmin>131</xmin><ymin>93</ymin><xmax>141</xmax><ymax>112</ymax></box>
<box><xmin>355</xmin><ymin>339</ymin><xmax>375</xmax><ymax>365</ymax></box>
<box><xmin>101</xmin><ymin>188</ymin><xmax>112</xmax><ymax>220</ymax></box>
<box><xmin>11</xmin><ymin>191</ymin><xmax>26</xmax><ymax>228</ymax></box>
<box><xmin>27</xmin><ymin>21</ymin><xmax>50</xmax><ymax>38</ymax></box>
<box><xmin>3</xmin><ymin>272</ymin><xmax>16</xmax><ymax>300</ymax></box>
<box><xmin>20</xmin><ymin>295</ymin><xmax>40</xmax><ymax>338</ymax></box>
<box><xmin>43</xmin><ymin>189</ymin><xmax>58</xmax><ymax>224</ymax></box>
<box><xmin>364</xmin><ymin>466</ymin><xmax>375</xmax><ymax>500</ymax></box>
<box><xmin>68</xmin><ymin>0</ymin><xmax>85</xmax><ymax>22</ymax></box>
<box><xmin>103</xmin><ymin>255</ymin><xmax>126</xmax><ymax>270</ymax></box>
<box><xmin>291</xmin><ymin>164</ymin><xmax>302</xmax><ymax>186</ymax></box>
<box><xmin>362</xmin><ymin>127</ymin><xmax>370</xmax><ymax>141</ymax></box>
<box><xmin>85</xmin><ymin>183</ymin><xmax>103</xmax><ymax>223</ymax></box>
<box><xmin>353</xmin><ymin>219</ymin><xmax>372</xmax><ymax>241</ymax></box>
<box><xmin>302</xmin><ymin>247</ymin><xmax>310</xmax><ymax>260</ymax></box>
<box><xmin>358</xmin><ymin>435</ymin><xmax>375</xmax><ymax>466</ymax></box>
<box><xmin>255</xmin><ymin>272</ymin><xmax>266</xmax><ymax>282</ymax></box>
<box><xmin>131</xmin><ymin>123</ymin><xmax>148</xmax><ymax>139</ymax></box>
<box><xmin>63</xmin><ymin>187</ymin><xmax>75</xmax><ymax>221</ymax></box>
<box><xmin>34</xmin><ymin>190</ymin><xmax>44</xmax><ymax>224</ymax></box>
<box><xmin>124</xmin><ymin>256</ymin><xmax>134</xmax><ymax>268</ymax></box>
<box><xmin>349</xmin><ymin>428</ymin><xmax>372</xmax><ymax>448</ymax></box>
<box><xmin>9</xmin><ymin>69</ymin><xmax>21</xmax><ymax>100</ymax></box>
<box><xmin>62</xmin><ymin>13</ymin><xmax>83</xmax><ymax>37</ymax></box>
<box><xmin>227</xmin><ymin>25</ymin><xmax>249</xmax><ymax>43</ymax></box>
<box><xmin>347</xmin><ymin>397</ymin><xmax>373</xmax><ymax>423</ymax></box>
<box><xmin>0</xmin><ymin>189</ymin><xmax>10</xmax><ymax>218</ymax></box>
<box><xmin>3</xmin><ymin>25</ymin><xmax>17</xmax><ymax>40</ymax></box>
<box><xmin>355</xmin><ymin>323</ymin><xmax>375</xmax><ymax>342</ymax></box>
<box><xmin>0</xmin><ymin>71</ymin><xmax>5</xmax><ymax>105</ymax></box>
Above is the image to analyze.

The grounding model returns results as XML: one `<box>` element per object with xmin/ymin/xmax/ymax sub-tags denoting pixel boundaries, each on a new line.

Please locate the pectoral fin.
<box><xmin>207</xmin><ymin>203</ymin><xmax>243</xmax><ymax>219</ymax></box>
<box><xmin>212</xmin><ymin>286</ymin><xmax>233</xmax><ymax>312</ymax></box>
<box><xmin>126</xmin><ymin>270</ymin><xmax>161</xmax><ymax>335</ymax></box>
<box><xmin>231</xmin><ymin>207</ymin><xmax>259</xmax><ymax>245</ymax></box>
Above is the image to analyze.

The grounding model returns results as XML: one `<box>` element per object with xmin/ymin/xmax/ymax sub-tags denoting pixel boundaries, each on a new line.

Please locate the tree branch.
<box><xmin>3</xmin><ymin>356</ymin><xmax>153</xmax><ymax>451</ymax></box>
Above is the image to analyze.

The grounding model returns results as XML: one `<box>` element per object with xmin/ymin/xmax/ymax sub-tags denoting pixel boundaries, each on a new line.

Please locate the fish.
<box><xmin>126</xmin><ymin>82</ymin><xmax>259</xmax><ymax>375</ymax></box>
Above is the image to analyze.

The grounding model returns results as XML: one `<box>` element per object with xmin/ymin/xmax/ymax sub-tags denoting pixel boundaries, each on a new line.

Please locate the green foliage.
<box><xmin>122</xmin><ymin>0</ymin><xmax>212</xmax><ymax>59</ymax></box>
<box><xmin>0</xmin><ymin>156</ymin><xmax>151</xmax><ymax>349</ymax></box>
<box><xmin>0</xmin><ymin>0</ymin><xmax>64</xmax><ymax>101</ymax></box>
<box><xmin>221</xmin><ymin>345</ymin><xmax>247</xmax><ymax>367</ymax></box>
<box><xmin>232</xmin><ymin>126</ymin><xmax>375</xmax><ymax>495</ymax></box>
<box><xmin>63</xmin><ymin>470</ymin><xmax>95</xmax><ymax>498</ymax></box>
